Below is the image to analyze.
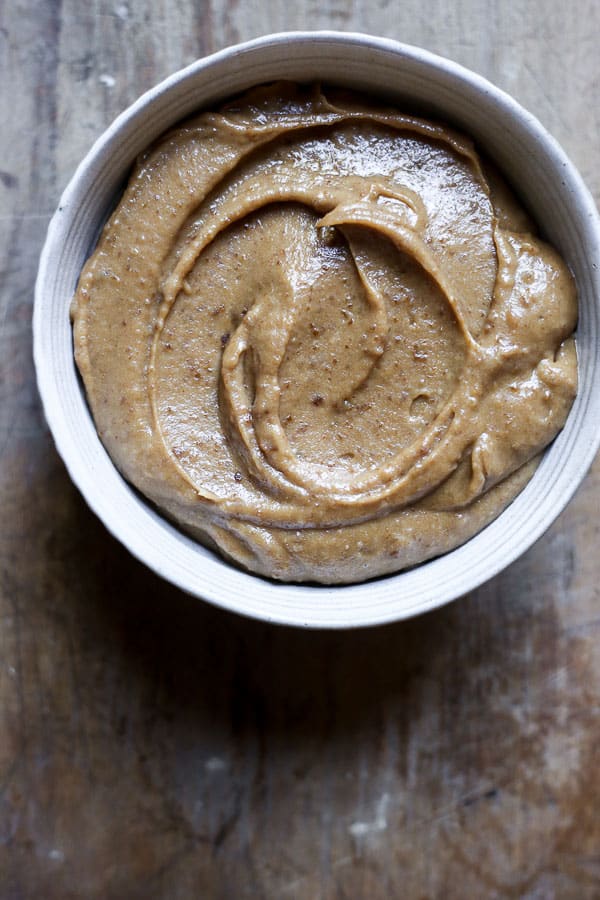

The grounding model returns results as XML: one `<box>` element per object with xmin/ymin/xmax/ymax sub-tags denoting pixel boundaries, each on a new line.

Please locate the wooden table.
<box><xmin>1</xmin><ymin>2</ymin><xmax>598</xmax><ymax>897</ymax></box>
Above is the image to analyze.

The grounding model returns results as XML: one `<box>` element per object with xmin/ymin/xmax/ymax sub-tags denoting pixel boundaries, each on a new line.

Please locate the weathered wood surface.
<box><xmin>1</xmin><ymin>1</ymin><xmax>599</xmax><ymax>897</ymax></box>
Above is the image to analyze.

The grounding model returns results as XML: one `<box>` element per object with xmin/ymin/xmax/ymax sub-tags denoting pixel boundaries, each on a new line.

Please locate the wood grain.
<box><xmin>1</xmin><ymin>1</ymin><xmax>599</xmax><ymax>897</ymax></box>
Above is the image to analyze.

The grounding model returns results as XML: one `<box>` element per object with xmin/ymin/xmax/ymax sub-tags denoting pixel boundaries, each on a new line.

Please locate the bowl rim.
<box><xmin>34</xmin><ymin>31</ymin><xmax>600</xmax><ymax>628</ymax></box>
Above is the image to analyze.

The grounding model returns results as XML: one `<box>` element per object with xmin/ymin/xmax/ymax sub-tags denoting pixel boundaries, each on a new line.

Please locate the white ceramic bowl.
<box><xmin>34</xmin><ymin>32</ymin><xmax>600</xmax><ymax>628</ymax></box>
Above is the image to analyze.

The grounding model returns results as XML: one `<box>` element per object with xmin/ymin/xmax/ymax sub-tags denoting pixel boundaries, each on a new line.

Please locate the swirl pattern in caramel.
<box><xmin>72</xmin><ymin>84</ymin><xmax>577</xmax><ymax>583</ymax></box>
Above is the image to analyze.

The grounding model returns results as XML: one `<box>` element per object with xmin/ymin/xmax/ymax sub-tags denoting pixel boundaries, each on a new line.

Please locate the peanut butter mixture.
<box><xmin>71</xmin><ymin>84</ymin><xmax>577</xmax><ymax>583</ymax></box>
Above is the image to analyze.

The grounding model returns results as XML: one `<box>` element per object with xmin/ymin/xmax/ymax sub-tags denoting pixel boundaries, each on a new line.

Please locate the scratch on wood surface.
<box><xmin>349</xmin><ymin>792</ymin><xmax>390</xmax><ymax>838</ymax></box>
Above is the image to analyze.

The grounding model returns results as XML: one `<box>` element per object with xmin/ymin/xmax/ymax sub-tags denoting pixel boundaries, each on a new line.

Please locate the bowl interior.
<box><xmin>34</xmin><ymin>33</ymin><xmax>600</xmax><ymax>627</ymax></box>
